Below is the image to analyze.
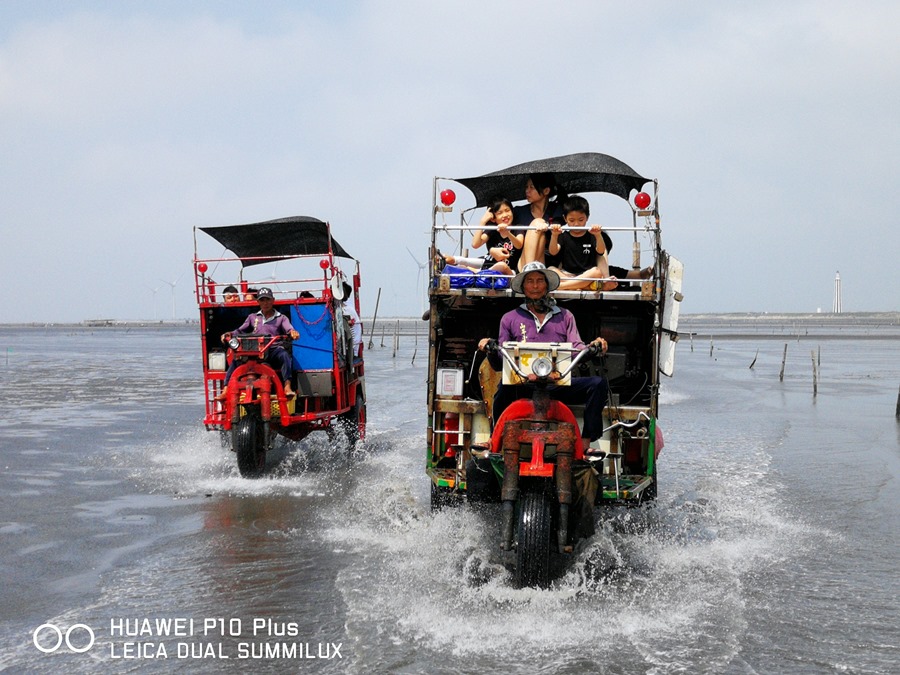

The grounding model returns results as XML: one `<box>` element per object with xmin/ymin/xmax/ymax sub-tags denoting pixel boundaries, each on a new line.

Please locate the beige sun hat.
<box><xmin>511</xmin><ymin>261</ymin><xmax>560</xmax><ymax>295</ymax></box>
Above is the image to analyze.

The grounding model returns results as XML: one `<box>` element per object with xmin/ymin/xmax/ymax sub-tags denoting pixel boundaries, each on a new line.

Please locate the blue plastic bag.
<box><xmin>475</xmin><ymin>269</ymin><xmax>510</xmax><ymax>290</ymax></box>
<box><xmin>439</xmin><ymin>264</ymin><xmax>475</xmax><ymax>288</ymax></box>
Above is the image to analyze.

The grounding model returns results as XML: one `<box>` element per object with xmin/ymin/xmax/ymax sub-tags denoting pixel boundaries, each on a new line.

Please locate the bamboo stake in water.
<box><xmin>392</xmin><ymin>320</ymin><xmax>399</xmax><ymax>358</ymax></box>
<box><xmin>367</xmin><ymin>287</ymin><xmax>381</xmax><ymax>350</ymax></box>
<box><xmin>811</xmin><ymin>349</ymin><xmax>818</xmax><ymax>397</ymax></box>
<box><xmin>779</xmin><ymin>343</ymin><xmax>788</xmax><ymax>382</ymax></box>
<box><xmin>749</xmin><ymin>348</ymin><xmax>759</xmax><ymax>369</ymax></box>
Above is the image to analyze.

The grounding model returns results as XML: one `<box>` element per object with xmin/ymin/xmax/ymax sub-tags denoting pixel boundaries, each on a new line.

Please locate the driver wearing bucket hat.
<box><xmin>477</xmin><ymin>261</ymin><xmax>609</xmax><ymax>444</ymax></box>
<box><xmin>510</xmin><ymin>261</ymin><xmax>560</xmax><ymax>295</ymax></box>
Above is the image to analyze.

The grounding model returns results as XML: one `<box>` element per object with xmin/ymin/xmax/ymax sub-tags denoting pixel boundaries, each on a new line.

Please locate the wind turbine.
<box><xmin>406</xmin><ymin>247</ymin><xmax>428</xmax><ymax>316</ymax></box>
<box><xmin>147</xmin><ymin>285</ymin><xmax>160</xmax><ymax>321</ymax></box>
<box><xmin>266</xmin><ymin>262</ymin><xmax>280</xmax><ymax>291</ymax></box>
<box><xmin>159</xmin><ymin>272</ymin><xmax>185</xmax><ymax>321</ymax></box>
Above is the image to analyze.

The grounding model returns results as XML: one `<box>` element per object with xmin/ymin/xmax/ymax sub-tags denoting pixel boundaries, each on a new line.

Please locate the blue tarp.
<box><xmin>290</xmin><ymin>303</ymin><xmax>334</xmax><ymax>370</ymax></box>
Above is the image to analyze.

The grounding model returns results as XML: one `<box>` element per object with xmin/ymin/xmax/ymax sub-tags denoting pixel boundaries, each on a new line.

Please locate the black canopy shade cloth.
<box><xmin>453</xmin><ymin>152</ymin><xmax>650</xmax><ymax>207</ymax></box>
<box><xmin>200</xmin><ymin>216</ymin><xmax>353</xmax><ymax>267</ymax></box>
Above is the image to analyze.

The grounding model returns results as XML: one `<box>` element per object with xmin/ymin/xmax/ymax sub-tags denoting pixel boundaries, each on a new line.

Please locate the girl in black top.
<box><xmin>439</xmin><ymin>195</ymin><xmax>522</xmax><ymax>276</ymax></box>
<box><xmin>516</xmin><ymin>173</ymin><xmax>566</xmax><ymax>271</ymax></box>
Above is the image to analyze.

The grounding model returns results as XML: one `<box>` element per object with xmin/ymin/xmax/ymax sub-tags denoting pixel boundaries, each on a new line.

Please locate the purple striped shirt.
<box><xmin>234</xmin><ymin>310</ymin><xmax>295</xmax><ymax>337</ymax></box>
<box><xmin>498</xmin><ymin>305</ymin><xmax>585</xmax><ymax>348</ymax></box>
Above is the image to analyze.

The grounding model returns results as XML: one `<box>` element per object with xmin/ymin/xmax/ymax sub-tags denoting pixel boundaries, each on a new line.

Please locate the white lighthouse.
<box><xmin>833</xmin><ymin>271</ymin><xmax>842</xmax><ymax>314</ymax></box>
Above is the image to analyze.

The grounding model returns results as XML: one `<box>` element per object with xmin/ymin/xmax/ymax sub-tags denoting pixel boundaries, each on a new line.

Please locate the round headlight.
<box><xmin>228</xmin><ymin>337</ymin><xmax>241</xmax><ymax>350</ymax></box>
<box><xmin>532</xmin><ymin>356</ymin><xmax>553</xmax><ymax>378</ymax></box>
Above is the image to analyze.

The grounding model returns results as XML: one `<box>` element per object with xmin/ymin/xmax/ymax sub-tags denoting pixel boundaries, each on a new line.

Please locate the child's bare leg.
<box><xmin>488</xmin><ymin>262</ymin><xmax>514</xmax><ymax>276</ymax></box>
<box><xmin>519</xmin><ymin>229</ymin><xmax>546</xmax><ymax>270</ymax></box>
<box><xmin>435</xmin><ymin>251</ymin><xmax>481</xmax><ymax>272</ymax></box>
<box><xmin>555</xmin><ymin>267</ymin><xmax>618</xmax><ymax>291</ymax></box>
<box><xmin>449</xmin><ymin>255</ymin><xmax>484</xmax><ymax>270</ymax></box>
<box><xmin>596</xmin><ymin>257</ymin><xmax>611</xmax><ymax>278</ymax></box>
<box><xmin>552</xmin><ymin>267</ymin><xmax>588</xmax><ymax>291</ymax></box>
<box><xmin>593</xmin><ymin>259</ymin><xmax>618</xmax><ymax>290</ymax></box>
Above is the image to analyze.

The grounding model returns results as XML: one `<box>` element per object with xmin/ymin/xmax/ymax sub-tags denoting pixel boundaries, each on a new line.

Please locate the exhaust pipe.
<box><xmin>500</xmin><ymin>426</ymin><xmax>521</xmax><ymax>551</ymax></box>
<box><xmin>555</xmin><ymin>435</ymin><xmax>574</xmax><ymax>554</ymax></box>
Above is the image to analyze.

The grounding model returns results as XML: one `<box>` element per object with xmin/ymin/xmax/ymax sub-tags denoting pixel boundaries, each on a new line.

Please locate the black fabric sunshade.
<box><xmin>200</xmin><ymin>216</ymin><xmax>353</xmax><ymax>267</ymax></box>
<box><xmin>453</xmin><ymin>152</ymin><xmax>650</xmax><ymax>207</ymax></box>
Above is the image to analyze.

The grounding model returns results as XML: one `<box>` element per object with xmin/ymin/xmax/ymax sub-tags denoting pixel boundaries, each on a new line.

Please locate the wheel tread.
<box><xmin>515</xmin><ymin>490</ymin><xmax>553</xmax><ymax>587</ymax></box>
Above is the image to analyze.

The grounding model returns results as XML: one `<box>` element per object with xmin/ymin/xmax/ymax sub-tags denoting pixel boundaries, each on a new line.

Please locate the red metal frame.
<box><xmin>490</xmin><ymin>400</ymin><xmax>586</xmax><ymax>457</ymax></box>
<box><xmin>193</xmin><ymin>236</ymin><xmax>364</xmax><ymax>445</ymax></box>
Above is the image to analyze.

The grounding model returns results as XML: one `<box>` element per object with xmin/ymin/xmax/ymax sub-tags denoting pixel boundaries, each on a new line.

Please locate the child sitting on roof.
<box><xmin>437</xmin><ymin>195</ymin><xmax>523</xmax><ymax>276</ymax></box>
<box><xmin>544</xmin><ymin>195</ymin><xmax>620</xmax><ymax>291</ymax></box>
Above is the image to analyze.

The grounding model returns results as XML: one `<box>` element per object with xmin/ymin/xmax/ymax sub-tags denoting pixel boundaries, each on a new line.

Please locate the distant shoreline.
<box><xmin>7</xmin><ymin>310</ymin><xmax>900</xmax><ymax>324</ymax></box>
<box><xmin>1</xmin><ymin>311</ymin><xmax>897</xmax><ymax>341</ymax></box>
<box><xmin>679</xmin><ymin>311</ymin><xmax>899</xmax><ymax>323</ymax></box>
<box><xmin>677</xmin><ymin>311</ymin><xmax>899</xmax><ymax>339</ymax></box>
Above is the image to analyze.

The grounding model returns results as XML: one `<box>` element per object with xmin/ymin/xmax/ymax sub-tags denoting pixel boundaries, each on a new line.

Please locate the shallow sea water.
<box><xmin>0</xmin><ymin>324</ymin><xmax>897</xmax><ymax>674</ymax></box>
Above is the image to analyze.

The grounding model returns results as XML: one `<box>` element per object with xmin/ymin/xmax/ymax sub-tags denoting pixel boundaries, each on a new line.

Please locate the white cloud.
<box><xmin>0</xmin><ymin>1</ymin><xmax>898</xmax><ymax>321</ymax></box>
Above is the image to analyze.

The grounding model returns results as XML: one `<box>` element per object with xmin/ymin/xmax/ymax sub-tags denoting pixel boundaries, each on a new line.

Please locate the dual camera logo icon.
<box><xmin>32</xmin><ymin>623</ymin><xmax>95</xmax><ymax>653</ymax></box>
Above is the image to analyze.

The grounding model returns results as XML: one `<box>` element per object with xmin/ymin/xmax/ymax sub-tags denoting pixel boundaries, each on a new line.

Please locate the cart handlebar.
<box><xmin>485</xmin><ymin>340</ymin><xmax>602</xmax><ymax>383</ymax></box>
<box><xmin>224</xmin><ymin>333</ymin><xmax>292</xmax><ymax>357</ymax></box>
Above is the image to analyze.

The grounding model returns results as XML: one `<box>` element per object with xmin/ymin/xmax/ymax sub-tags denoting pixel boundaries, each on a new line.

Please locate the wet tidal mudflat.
<box><xmin>0</xmin><ymin>320</ymin><xmax>898</xmax><ymax>674</ymax></box>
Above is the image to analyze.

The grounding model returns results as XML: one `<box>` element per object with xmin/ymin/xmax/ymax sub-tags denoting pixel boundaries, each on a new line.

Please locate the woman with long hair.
<box><xmin>515</xmin><ymin>173</ymin><xmax>567</xmax><ymax>270</ymax></box>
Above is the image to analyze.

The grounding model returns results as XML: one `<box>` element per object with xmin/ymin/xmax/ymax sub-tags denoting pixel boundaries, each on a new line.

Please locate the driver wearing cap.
<box><xmin>217</xmin><ymin>287</ymin><xmax>300</xmax><ymax>399</ymax></box>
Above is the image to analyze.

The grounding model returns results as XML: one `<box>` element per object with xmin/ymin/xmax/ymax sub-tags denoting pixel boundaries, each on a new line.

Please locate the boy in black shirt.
<box><xmin>547</xmin><ymin>195</ymin><xmax>617</xmax><ymax>291</ymax></box>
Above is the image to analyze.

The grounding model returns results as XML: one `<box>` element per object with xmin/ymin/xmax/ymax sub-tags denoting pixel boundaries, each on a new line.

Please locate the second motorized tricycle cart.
<box><xmin>193</xmin><ymin>216</ymin><xmax>365</xmax><ymax>477</ymax></box>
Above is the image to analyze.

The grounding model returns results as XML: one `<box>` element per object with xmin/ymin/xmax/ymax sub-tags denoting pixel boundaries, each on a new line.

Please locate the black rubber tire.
<box><xmin>515</xmin><ymin>490</ymin><xmax>554</xmax><ymax>588</ymax></box>
<box><xmin>642</xmin><ymin>467</ymin><xmax>658</xmax><ymax>504</ymax></box>
<box><xmin>430</xmin><ymin>482</ymin><xmax>445</xmax><ymax>512</ymax></box>
<box><xmin>430</xmin><ymin>482</ymin><xmax>461</xmax><ymax>512</ymax></box>
<box><xmin>336</xmin><ymin>390</ymin><xmax>366</xmax><ymax>448</ymax></box>
<box><xmin>234</xmin><ymin>413</ymin><xmax>266</xmax><ymax>477</ymax></box>
<box><xmin>465</xmin><ymin>458</ymin><xmax>501</xmax><ymax>504</ymax></box>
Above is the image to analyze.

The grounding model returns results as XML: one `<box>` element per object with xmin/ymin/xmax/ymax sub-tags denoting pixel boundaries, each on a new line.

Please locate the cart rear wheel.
<box><xmin>234</xmin><ymin>412</ymin><xmax>266</xmax><ymax>477</ymax></box>
<box><xmin>642</xmin><ymin>467</ymin><xmax>658</xmax><ymax>504</ymax></box>
<box><xmin>515</xmin><ymin>490</ymin><xmax>554</xmax><ymax>588</ymax></box>
<box><xmin>430</xmin><ymin>482</ymin><xmax>461</xmax><ymax>512</ymax></box>
<box><xmin>337</xmin><ymin>390</ymin><xmax>366</xmax><ymax>448</ymax></box>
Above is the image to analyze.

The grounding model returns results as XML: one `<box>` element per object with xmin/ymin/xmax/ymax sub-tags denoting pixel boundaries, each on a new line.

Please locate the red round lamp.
<box><xmin>634</xmin><ymin>192</ymin><xmax>651</xmax><ymax>210</ymax></box>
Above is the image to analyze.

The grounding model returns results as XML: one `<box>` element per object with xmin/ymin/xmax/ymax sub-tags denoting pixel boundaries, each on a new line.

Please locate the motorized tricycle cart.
<box><xmin>425</xmin><ymin>153</ymin><xmax>683</xmax><ymax>586</ymax></box>
<box><xmin>193</xmin><ymin>216</ymin><xmax>365</xmax><ymax>477</ymax></box>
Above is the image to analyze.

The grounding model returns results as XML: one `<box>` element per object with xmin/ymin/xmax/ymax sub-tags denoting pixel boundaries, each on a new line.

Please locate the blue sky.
<box><xmin>2</xmin><ymin>1</ymin><xmax>898</xmax><ymax>321</ymax></box>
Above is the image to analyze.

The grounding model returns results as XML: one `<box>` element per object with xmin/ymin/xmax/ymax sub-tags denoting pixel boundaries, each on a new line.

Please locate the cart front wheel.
<box><xmin>515</xmin><ymin>490</ymin><xmax>554</xmax><ymax>588</ymax></box>
<box><xmin>234</xmin><ymin>412</ymin><xmax>266</xmax><ymax>477</ymax></box>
